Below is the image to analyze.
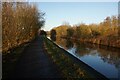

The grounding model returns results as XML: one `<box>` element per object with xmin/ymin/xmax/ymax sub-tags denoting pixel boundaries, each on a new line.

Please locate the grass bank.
<box><xmin>2</xmin><ymin>41</ymin><xmax>30</xmax><ymax>78</ymax></box>
<box><xmin>43</xmin><ymin>37</ymin><xmax>108</xmax><ymax>79</ymax></box>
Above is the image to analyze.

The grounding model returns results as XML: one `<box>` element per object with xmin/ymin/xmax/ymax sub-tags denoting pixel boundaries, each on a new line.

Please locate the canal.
<box><xmin>55</xmin><ymin>37</ymin><xmax>120</xmax><ymax>79</ymax></box>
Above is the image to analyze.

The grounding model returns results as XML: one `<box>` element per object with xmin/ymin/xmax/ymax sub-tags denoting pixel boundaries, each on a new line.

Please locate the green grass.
<box><xmin>43</xmin><ymin>37</ymin><xmax>108</xmax><ymax>79</ymax></box>
<box><xmin>44</xmin><ymin>37</ymin><xmax>91</xmax><ymax>79</ymax></box>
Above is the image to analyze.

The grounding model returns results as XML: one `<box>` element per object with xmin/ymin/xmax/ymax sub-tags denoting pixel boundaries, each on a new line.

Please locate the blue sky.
<box><xmin>37</xmin><ymin>2</ymin><xmax>118</xmax><ymax>31</ymax></box>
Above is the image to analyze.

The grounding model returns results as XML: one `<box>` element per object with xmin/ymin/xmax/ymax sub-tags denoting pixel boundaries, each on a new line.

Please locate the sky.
<box><xmin>37</xmin><ymin>2</ymin><xmax>118</xmax><ymax>31</ymax></box>
<box><xmin>28</xmin><ymin>0</ymin><xmax>119</xmax><ymax>2</ymax></box>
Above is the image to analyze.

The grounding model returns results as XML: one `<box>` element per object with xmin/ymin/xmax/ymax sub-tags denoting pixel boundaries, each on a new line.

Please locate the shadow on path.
<box><xmin>9</xmin><ymin>36</ymin><xmax>62</xmax><ymax>79</ymax></box>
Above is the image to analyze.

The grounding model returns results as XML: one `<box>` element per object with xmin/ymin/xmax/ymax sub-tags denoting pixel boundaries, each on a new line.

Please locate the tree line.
<box><xmin>2</xmin><ymin>2</ymin><xmax>45</xmax><ymax>53</ymax></box>
<box><xmin>51</xmin><ymin>16</ymin><xmax>120</xmax><ymax>48</ymax></box>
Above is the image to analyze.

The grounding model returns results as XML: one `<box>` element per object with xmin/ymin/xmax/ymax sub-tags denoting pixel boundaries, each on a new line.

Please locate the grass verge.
<box><xmin>2</xmin><ymin>42</ymin><xmax>30</xmax><ymax>78</ymax></box>
<box><xmin>43</xmin><ymin>37</ymin><xmax>108</xmax><ymax>79</ymax></box>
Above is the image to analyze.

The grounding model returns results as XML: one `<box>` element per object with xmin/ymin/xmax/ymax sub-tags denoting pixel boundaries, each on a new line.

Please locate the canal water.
<box><xmin>55</xmin><ymin>37</ymin><xmax>120</xmax><ymax>79</ymax></box>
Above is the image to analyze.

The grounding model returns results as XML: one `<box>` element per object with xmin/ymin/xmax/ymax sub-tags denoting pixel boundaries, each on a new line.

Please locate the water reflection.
<box><xmin>66</xmin><ymin>39</ymin><xmax>74</xmax><ymax>49</ymax></box>
<box><xmin>55</xmin><ymin>37</ymin><xmax>120</xmax><ymax>79</ymax></box>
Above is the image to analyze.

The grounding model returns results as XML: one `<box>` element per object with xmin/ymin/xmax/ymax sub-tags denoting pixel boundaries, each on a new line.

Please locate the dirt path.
<box><xmin>9</xmin><ymin>36</ymin><xmax>62</xmax><ymax>79</ymax></box>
